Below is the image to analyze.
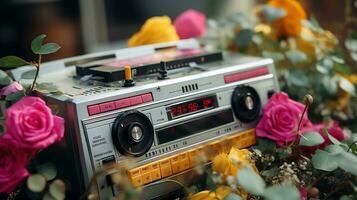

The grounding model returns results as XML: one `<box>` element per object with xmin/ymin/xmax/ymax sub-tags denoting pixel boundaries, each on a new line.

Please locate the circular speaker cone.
<box><xmin>231</xmin><ymin>85</ymin><xmax>261</xmax><ymax>123</ymax></box>
<box><xmin>112</xmin><ymin>110</ymin><xmax>154</xmax><ymax>157</ymax></box>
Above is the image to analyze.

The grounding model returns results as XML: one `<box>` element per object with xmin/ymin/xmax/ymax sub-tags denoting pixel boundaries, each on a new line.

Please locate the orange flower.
<box><xmin>268</xmin><ymin>0</ymin><xmax>306</xmax><ymax>37</ymax></box>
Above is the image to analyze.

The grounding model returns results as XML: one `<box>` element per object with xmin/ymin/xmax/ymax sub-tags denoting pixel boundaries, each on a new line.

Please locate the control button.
<box><xmin>88</xmin><ymin>105</ymin><xmax>100</xmax><ymax>115</ymax></box>
<box><xmin>180</xmin><ymin>159</ymin><xmax>190</xmax><ymax>171</ymax></box>
<box><xmin>115</xmin><ymin>98</ymin><xmax>131</xmax><ymax>109</ymax></box>
<box><xmin>141</xmin><ymin>93</ymin><xmax>153</xmax><ymax>103</ymax></box>
<box><xmin>123</xmin><ymin>65</ymin><xmax>135</xmax><ymax>87</ymax></box>
<box><xmin>151</xmin><ymin>163</ymin><xmax>161</xmax><ymax>181</ymax></box>
<box><xmin>159</xmin><ymin>159</ymin><xmax>172</xmax><ymax>178</ymax></box>
<box><xmin>128</xmin><ymin>168</ymin><xmax>141</xmax><ymax>178</ymax></box>
<box><xmin>130</xmin><ymin>175</ymin><xmax>143</xmax><ymax>187</ymax></box>
<box><xmin>130</xmin><ymin>96</ymin><xmax>143</xmax><ymax>106</ymax></box>
<box><xmin>140</xmin><ymin>164</ymin><xmax>152</xmax><ymax>174</ymax></box>
<box><xmin>128</xmin><ymin>124</ymin><xmax>143</xmax><ymax>143</ymax></box>
<box><xmin>141</xmin><ymin>172</ymin><xmax>152</xmax><ymax>184</ymax></box>
<box><xmin>99</xmin><ymin>101</ymin><xmax>116</xmax><ymax>112</ymax></box>
<box><xmin>231</xmin><ymin>85</ymin><xmax>261</xmax><ymax>123</ymax></box>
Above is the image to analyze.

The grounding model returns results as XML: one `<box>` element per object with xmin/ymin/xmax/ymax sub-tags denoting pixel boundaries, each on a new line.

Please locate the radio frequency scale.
<box><xmin>11</xmin><ymin>39</ymin><xmax>279</xmax><ymax>199</ymax></box>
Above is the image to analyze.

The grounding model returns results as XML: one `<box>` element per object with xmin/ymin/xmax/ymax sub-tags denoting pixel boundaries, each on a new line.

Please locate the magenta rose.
<box><xmin>300</xmin><ymin>121</ymin><xmax>347</xmax><ymax>156</ymax></box>
<box><xmin>0</xmin><ymin>138</ymin><xmax>29</xmax><ymax>194</ymax></box>
<box><xmin>174</xmin><ymin>9</ymin><xmax>206</xmax><ymax>39</ymax></box>
<box><xmin>256</xmin><ymin>92</ymin><xmax>311</xmax><ymax>147</ymax></box>
<box><xmin>3</xmin><ymin>96</ymin><xmax>64</xmax><ymax>150</ymax></box>
<box><xmin>0</xmin><ymin>82</ymin><xmax>23</xmax><ymax>96</ymax></box>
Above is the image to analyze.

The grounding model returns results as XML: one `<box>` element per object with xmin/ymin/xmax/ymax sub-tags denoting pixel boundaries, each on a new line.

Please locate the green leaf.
<box><xmin>286</xmin><ymin>50</ymin><xmax>307</xmax><ymax>65</ymax></box>
<box><xmin>0</xmin><ymin>56</ymin><xmax>28</xmax><ymax>68</ymax></box>
<box><xmin>37</xmin><ymin>43</ymin><xmax>61</xmax><ymax>55</ymax></box>
<box><xmin>27</xmin><ymin>174</ymin><xmax>46</xmax><ymax>193</ymax></box>
<box><xmin>311</xmin><ymin>149</ymin><xmax>338</xmax><ymax>171</ymax></box>
<box><xmin>263</xmin><ymin>5</ymin><xmax>286</xmax><ymax>22</ymax></box>
<box><xmin>36</xmin><ymin>162</ymin><xmax>57</xmax><ymax>181</ymax></box>
<box><xmin>0</xmin><ymin>70</ymin><xmax>12</xmax><ymax>85</ymax></box>
<box><xmin>35</xmin><ymin>82</ymin><xmax>62</xmax><ymax>94</ymax></box>
<box><xmin>31</xmin><ymin>34</ymin><xmax>46</xmax><ymax>54</ymax></box>
<box><xmin>322</xmin><ymin>128</ymin><xmax>341</xmax><ymax>145</ymax></box>
<box><xmin>340</xmin><ymin>195</ymin><xmax>353</xmax><ymax>200</ymax></box>
<box><xmin>254</xmin><ymin>138</ymin><xmax>276</xmax><ymax>152</ymax></box>
<box><xmin>261</xmin><ymin>167</ymin><xmax>279</xmax><ymax>178</ymax></box>
<box><xmin>236</xmin><ymin>167</ymin><xmax>265</xmax><ymax>195</ymax></box>
<box><xmin>5</xmin><ymin>91</ymin><xmax>25</xmax><ymax>102</ymax></box>
<box><xmin>299</xmin><ymin>131</ymin><xmax>325</xmax><ymax>146</ymax></box>
<box><xmin>235</xmin><ymin>29</ymin><xmax>254</xmax><ymax>50</ymax></box>
<box><xmin>21</xmin><ymin>69</ymin><xmax>37</xmax><ymax>79</ymax></box>
<box><xmin>324</xmin><ymin>144</ymin><xmax>344</xmax><ymax>155</ymax></box>
<box><xmin>264</xmin><ymin>184</ymin><xmax>300</xmax><ymax>200</ymax></box>
<box><xmin>287</xmin><ymin>70</ymin><xmax>309</xmax><ymax>87</ymax></box>
<box><xmin>49</xmin><ymin>179</ymin><xmax>66</xmax><ymax>200</ymax></box>
<box><xmin>223</xmin><ymin>193</ymin><xmax>243</xmax><ymax>200</ymax></box>
<box><xmin>336</xmin><ymin>151</ymin><xmax>357</xmax><ymax>176</ymax></box>
<box><xmin>339</xmin><ymin>77</ymin><xmax>356</xmax><ymax>96</ymax></box>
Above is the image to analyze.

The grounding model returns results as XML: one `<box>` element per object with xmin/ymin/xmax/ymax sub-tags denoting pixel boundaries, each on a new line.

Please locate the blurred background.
<box><xmin>0</xmin><ymin>0</ymin><xmax>355</xmax><ymax>62</ymax></box>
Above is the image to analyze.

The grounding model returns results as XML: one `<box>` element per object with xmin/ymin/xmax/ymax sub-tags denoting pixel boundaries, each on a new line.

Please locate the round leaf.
<box><xmin>31</xmin><ymin>34</ymin><xmax>46</xmax><ymax>54</ymax></box>
<box><xmin>5</xmin><ymin>91</ymin><xmax>25</xmax><ymax>102</ymax></box>
<box><xmin>21</xmin><ymin>69</ymin><xmax>37</xmax><ymax>79</ymax></box>
<box><xmin>223</xmin><ymin>193</ymin><xmax>243</xmax><ymax>200</ymax></box>
<box><xmin>336</xmin><ymin>151</ymin><xmax>357</xmax><ymax>176</ymax></box>
<box><xmin>235</xmin><ymin>29</ymin><xmax>253</xmax><ymax>50</ymax></box>
<box><xmin>324</xmin><ymin>144</ymin><xmax>344</xmax><ymax>155</ymax></box>
<box><xmin>0</xmin><ymin>56</ymin><xmax>28</xmax><ymax>68</ymax></box>
<box><xmin>27</xmin><ymin>174</ymin><xmax>46</xmax><ymax>193</ymax></box>
<box><xmin>236</xmin><ymin>167</ymin><xmax>266</xmax><ymax>195</ymax></box>
<box><xmin>0</xmin><ymin>70</ymin><xmax>12</xmax><ymax>85</ymax></box>
<box><xmin>37</xmin><ymin>162</ymin><xmax>57</xmax><ymax>181</ymax></box>
<box><xmin>263</xmin><ymin>5</ymin><xmax>286</xmax><ymax>22</ymax></box>
<box><xmin>339</xmin><ymin>77</ymin><xmax>356</xmax><ymax>96</ymax></box>
<box><xmin>37</xmin><ymin>43</ymin><xmax>61</xmax><ymax>55</ymax></box>
<box><xmin>286</xmin><ymin>50</ymin><xmax>307</xmax><ymax>65</ymax></box>
<box><xmin>311</xmin><ymin>149</ymin><xmax>338</xmax><ymax>171</ymax></box>
<box><xmin>299</xmin><ymin>131</ymin><xmax>325</xmax><ymax>146</ymax></box>
<box><xmin>49</xmin><ymin>179</ymin><xmax>66</xmax><ymax>200</ymax></box>
<box><xmin>264</xmin><ymin>184</ymin><xmax>300</xmax><ymax>200</ymax></box>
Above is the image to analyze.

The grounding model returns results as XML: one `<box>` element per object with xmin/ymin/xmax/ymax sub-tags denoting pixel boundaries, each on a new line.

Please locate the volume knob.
<box><xmin>112</xmin><ymin>110</ymin><xmax>154</xmax><ymax>156</ymax></box>
<box><xmin>231</xmin><ymin>85</ymin><xmax>261</xmax><ymax>123</ymax></box>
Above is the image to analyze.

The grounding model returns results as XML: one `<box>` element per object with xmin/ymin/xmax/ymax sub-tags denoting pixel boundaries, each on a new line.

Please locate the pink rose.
<box><xmin>299</xmin><ymin>186</ymin><xmax>308</xmax><ymax>200</ymax></box>
<box><xmin>3</xmin><ymin>96</ymin><xmax>64</xmax><ymax>150</ymax></box>
<box><xmin>300</xmin><ymin>121</ymin><xmax>347</xmax><ymax>156</ymax></box>
<box><xmin>174</xmin><ymin>9</ymin><xmax>206</xmax><ymax>39</ymax></box>
<box><xmin>256</xmin><ymin>92</ymin><xmax>310</xmax><ymax>147</ymax></box>
<box><xmin>0</xmin><ymin>82</ymin><xmax>23</xmax><ymax>96</ymax></box>
<box><xmin>0</xmin><ymin>138</ymin><xmax>29</xmax><ymax>193</ymax></box>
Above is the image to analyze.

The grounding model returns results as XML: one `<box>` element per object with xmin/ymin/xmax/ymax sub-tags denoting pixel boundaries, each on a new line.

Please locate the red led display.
<box><xmin>170</xmin><ymin>96</ymin><xmax>216</xmax><ymax>118</ymax></box>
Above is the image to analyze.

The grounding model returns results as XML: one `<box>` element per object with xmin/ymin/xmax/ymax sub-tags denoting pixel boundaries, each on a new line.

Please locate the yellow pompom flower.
<box><xmin>268</xmin><ymin>0</ymin><xmax>306</xmax><ymax>37</ymax></box>
<box><xmin>128</xmin><ymin>16</ymin><xmax>179</xmax><ymax>47</ymax></box>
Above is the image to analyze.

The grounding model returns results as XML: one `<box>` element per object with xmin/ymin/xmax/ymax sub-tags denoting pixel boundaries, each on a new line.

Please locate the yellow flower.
<box><xmin>190</xmin><ymin>186</ymin><xmax>239</xmax><ymax>200</ymax></box>
<box><xmin>128</xmin><ymin>16</ymin><xmax>179</xmax><ymax>47</ymax></box>
<box><xmin>268</xmin><ymin>0</ymin><xmax>306</xmax><ymax>37</ymax></box>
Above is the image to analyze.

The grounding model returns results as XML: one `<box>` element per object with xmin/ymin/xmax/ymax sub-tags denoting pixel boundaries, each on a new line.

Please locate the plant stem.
<box><xmin>29</xmin><ymin>55</ymin><xmax>42</xmax><ymax>94</ymax></box>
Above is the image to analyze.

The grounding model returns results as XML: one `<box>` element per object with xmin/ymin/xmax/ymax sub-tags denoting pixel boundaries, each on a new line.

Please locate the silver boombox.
<box><xmin>11</xmin><ymin>39</ymin><xmax>279</xmax><ymax>199</ymax></box>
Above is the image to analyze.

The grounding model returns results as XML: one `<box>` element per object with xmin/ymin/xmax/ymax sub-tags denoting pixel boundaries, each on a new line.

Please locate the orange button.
<box><xmin>170</xmin><ymin>155</ymin><xmax>180</xmax><ymax>163</ymax></box>
<box><xmin>151</xmin><ymin>169</ymin><xmax>161</xmax><ymax>181</ymax></box>
<box><xmin>160</xmin><ymin>165</ymin><xmax>173</xmax><ymax>178</ymax></box>
<box><xmin>151</xmin><ymin>162</ymin><xmax>160</xmax><ymax>170</ymax></box>
<box><xmin>142</xmin><ymin>172</ymin><xmax>152</xmax><ymax>184</ymax></box>
<box><xmin>180</xmin><ymin>159</ymin><xmax>190</xmax><ymax>171</ymax></box>
<box><xmin>178</xmin><ymin>152</ymin><xmax>188</xmax><ymax>161</ymax></box>
<box><xmin>128</xmin><ymin>168</ymin><xmax>141</xmax><ymax>178</ymax></box>
<box><xmin>171</xmin><ymin>161</ymin><xmax>183</xmax><ymax>173</ymax></box>
<box><xmin>130</xmin><ymin>175</ymin><xmax>143</xmax><ymax>187</ymax></box>
<box><xmin>140</xmin><ymin>164</ymin><xmax>152</xmax><ymax>174</ymax></box>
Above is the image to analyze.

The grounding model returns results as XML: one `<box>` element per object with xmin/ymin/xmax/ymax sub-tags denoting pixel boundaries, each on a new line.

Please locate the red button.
<box><xmin>115</xmin><ymin>98</ymin><xmax>131</xmax><ymax>109</ymax></box>
<box><xmin>141</xmin><ymin>93</ymin><xmax>153</xmax><ymax>103</ymax></box>
<box><xmin>130</xmin><ymin>96</ymin><xmax>143</xmax><ymax>105</ymax></box>
<box><xmin>99</xmin><ymin>101</ymin><xmax>115</xmax><ymax>112</ymax></box>
<box><xmin>87</xmin><ymin>105</ymin><xmax>100</xmax><ymax>115</ymax></box>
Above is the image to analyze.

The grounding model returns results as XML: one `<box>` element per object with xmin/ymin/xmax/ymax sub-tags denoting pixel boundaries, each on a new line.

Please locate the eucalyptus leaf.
<box><xmin>264</xmin><ymin>184</ymin><xmax>300</xmax><ymax>200</ymax></box>
<box><xmin>324</xmin><ymin>144</ymin><xmax>344</xmax><ymax>155</ymax></box>
<box><xmin>223</xmin><ymin>193</ymin><xmax>242</xmax><ymax>200</ymax></box>
<box><xmin>27</xmin><ymin>174</ymin><xmax>46</xmax><ymax>193</ymax></box>
<box><xmin>31</xmin><ymin>34</ymin><xmax>46</xmax><ymax>54</ymax></box>
<box><xmin>299</xmin><ymin>131</ymin><xmax>325</xmax><ymax>146</ymax></box>
<box><xmin>285</xmin><ymin>50</ymin><xmax>307</xmax><ymax>65</ymax></box>
<box><xmin>37</xmin><ymin>162</ymin><xmax>57</xmax><ymax>181</ymax></box>
<box><xmin>287</xmin><ymin>70</ymin><xmax>309</xmax><ymax>87</ymax></box>
<box><xmin>21</xmin><ymin>69</ymin><xmax>37</xmax><ymax>79</ymax></box>
<box><xmin>235</xmin><ymin>29</ymin><xmax>253</xmax><ymax>50</ymax></box>
<box><xmin>254</xmin><ymin>138</ymin><xmax>276</xmax><ymax>153</ymax></box>
<box><xmin>261</xmin><ymin>167</ymin><xmax>279</xmax><ymax>178</ymax></box>
<box><xmin>336</xmin><ymin>151</ymin><xmax>357</xmax><ymax>176</ymax></box>
<box><xmin>263</xmin><ymin>5</ymin><xmax>286</xmax><ymax>22</ymax></box>
<box><xmin>49</xmin><ymin>179</ymin><xmax>66</xmax><ymax>200</ymax></box>
<box><xmin>322</xmin><ymin>128</ymin><xmax>341</xmax><ymax>145</ymax></box>
<box><xmin>311</xmin><ymin>149</ymin><xmax>338</xmax><ymax>171</ymax></box>
<box><xmin>0</xmin><ymin>70</ymin><xmax>12</xmax><ymax>85</ymax></box>
<box><xmin>37</xmin><ymin>43</ymin><xmax>61</xmax><ymax>55</ymax></box>
<box><xmin>262</xmin><ymin>51</ymin><xmax>285</xmax><ymax>62</ymax></box>
<box><xmin>0</xmin><ymin>56</ymin><xmax>28</xmax><ymax>68</ymax></box>
<box><xmin>340</xmin><ymin>195</ymin><xmax>353</xmax><ymax>200</ymax></box>
<box><xmin>339</xmin><ymin>77</ymin><xmax>356</xmax><ymax>96</ymax></box>
<box><xmin>236</xmin><ymin>167</ymin><xmax>265</xmax><ymax>195</ymax></box>
<box><xmin>5</xmin><ymin>91</ymin><xmax>25</xmax><ymax>102</ymax></box>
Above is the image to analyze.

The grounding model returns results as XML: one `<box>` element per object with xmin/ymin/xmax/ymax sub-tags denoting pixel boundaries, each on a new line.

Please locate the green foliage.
<box><xmin>254</xmin><ymin>138</ymin><xmax>276</xmax><ymax>153</ymax></box>
<box><xmin>31</xmin><ymin>34</ymin><xmax>60</xmax><ymax>55</ymax></box>
<box><xmin>322</xmin><ymin>128</ymin><xmax>341</xmax><ymax>145</ymax></box>
<box><xmin>0</xmin><ymin>70</ymin><xmax>12</xmax><ymax>86</ymax></box>
<box><xmin>299</xmin><ymin>131</ymin><xmax>325</xmax><ymax>146</ymax></box>
<box><xmin>285</xmin><ymin>50</ymin><xmax>307</xmax><ymax>65</ymax></box>
<box><xmin>27</xmin><ymin>174</ymin><xmax>46</xmax><ymax>193</ymax></box>
<box><xmin>261</xmin><ymin>166</ymin><xmax>279</xmax><ymax>178</ymax></box>
<box><xmin>235</xmin><ymin>29</ymin><xmax>253</xmax><ymax>51</ymax></box>
<box><xmin>262</xmin><ymin>51</ymin><xmax>285</xmax><ymax>62</ymax></box>
<box><xmin>338</xmin><ymin>76</ymin><xmax>356</xmax><ymax>96</ymax></box>
<box><xmin>263</xmin><ymin>5</ymin><xmax>286</xmax><ymax>22</ymax></box>
<box><xmin>35</xmin><ymin>82</ymin><xmax>63</xmax><ymax>95</ymax></box>
<box><xmin>49</xmin><ymin>179</ymin><xmax>66</xmax><ymax>200</ymax></box>
<box><xmin>21</xmin><ymin>69</ymin><xmax>37</xmax><ymax>79</ymax></box>
<box><xmin>0</xmin><ymin>56</ymin><xmax>28</xmax><ymax>68</ymax></box>
<box><xmin>5</xmin><ymin>91</ymin><xmax>25</xmax><ymax>102</ymax></box>
<box><xmin>36</xmin><ymin>163</ymin><xmax>57</xmax><ymax>181</ymax></box>
<box><xmin>263</xmin><ymin>184</ymin><xmax>300</xmax><ymax>200</ymax></box>
<box><xmin>236</xmin><ymin>167</ymin><xmax>265</xmax><ymax>195</ymax></box>
<box><xmin>223</xmin><ymin>193</ymin><xmax>242</xmax><ymax>200</ymax></box>
<box><xmin>311</xmin><ymin>149</ymin><xmax>338</xmax><ymax>171</ymax></box>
